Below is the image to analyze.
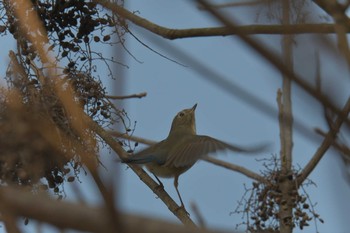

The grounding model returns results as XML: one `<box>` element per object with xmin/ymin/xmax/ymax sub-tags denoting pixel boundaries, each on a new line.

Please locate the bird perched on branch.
<box><xmin>123</xmin><ymin>103</ymin><xmax>267</xmax><ymax>209</ymax></box>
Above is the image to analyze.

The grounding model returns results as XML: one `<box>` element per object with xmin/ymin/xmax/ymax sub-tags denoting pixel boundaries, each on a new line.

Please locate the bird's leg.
<box><xmin>174</xmin><ymin>175</ymin><xmax>189</xmax><ymax>215</ymax></box>
<box><xmin>152</xmin><ymin>173</ymin><xmax>164</xmax><ymax>189</ymax></box>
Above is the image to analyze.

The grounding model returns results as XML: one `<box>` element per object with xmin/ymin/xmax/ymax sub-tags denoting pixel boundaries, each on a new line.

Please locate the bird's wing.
<box><xmin>165</xmin><ymin>135</ymin><xmax>268</xmax><ymax>167</ymax></box>
<box><xmin>122</xmin><ymin>140</ymin><xmax>167</xmax><ymax>165</ymax></box>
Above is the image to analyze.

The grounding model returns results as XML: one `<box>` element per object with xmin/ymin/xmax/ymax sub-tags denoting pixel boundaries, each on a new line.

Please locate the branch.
<box><xmin>197</xmin><ymin>0</ymin><xmax>267</xmax><ymax>9</ymax></box>
<box><xmin>278</xmin><ymin>3</ymin><xmax>294</xmax><ymax>231</ymax></box>
<box><xmin>109</xmin><ymin>131</ymin><xmax>268</xmax><ymax>184</ymax></box>
<box><xmin>88</xmin><ymin>120</ymin><xmax>196</xmax><ymax>226</ymax></box>
<box><xmin>313</xmin><ymin>0</ymin><xmax>350</xmax><ymax>70</ymax></box>
<box><xmin>277</xmin><ymin>89</ymin><xmax>284</xmax><ymax>161</ymax></box>
<box><xmin>202</xmin><ymin>157</ymin><xmax>267</xmax><ymax>184</ymax></box>
<box><xmin>94</xmin><ymin>0</ymin><xmax>339</xmax><ymax>39</ymax></box>
<box><xmin>297</xmin><ymin>97</ymin><xmax>350</xmax><ymax>184</ymax></box>
<box><xmin>196</xmin><ymin>0</ymin><xmax>350</xmax><ymax>127</ymax></box>
<box><xmin>315</xmin><ymin>128</ymin><xmax>350</xmax><ymax>157</ymax></box>
<box><xmin>0</xmin><ymin>187</ymin><xmax>237</xmax><ymax>233</ymax></box>
<box><xmin>106</xmin><ymin>92</ymin><xmax>147</xmax><ymax>99</ymax></box>
<box><xmin>101</xmin><ymin>0</ymin><xmax>350</xmax><ymax>144</ymax></box>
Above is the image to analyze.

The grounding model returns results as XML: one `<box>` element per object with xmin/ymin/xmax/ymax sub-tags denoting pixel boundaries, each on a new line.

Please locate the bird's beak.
<box><xmin>191</xmin><ymin>103</ymin><xmax>197</xmax><ymax>112</ymax></box>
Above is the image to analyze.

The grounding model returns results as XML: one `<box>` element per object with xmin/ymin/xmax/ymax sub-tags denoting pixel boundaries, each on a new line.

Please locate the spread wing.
<box><xmin>164</xmin><ymin>135</ymin><xmax>268</xmax><ymax>167</ymax></box>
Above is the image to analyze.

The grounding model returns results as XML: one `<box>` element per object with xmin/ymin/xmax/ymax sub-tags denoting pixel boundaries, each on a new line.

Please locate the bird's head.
<box><xmin>169</xmin><ymin>103</ymin><xmax>197</xmax><ymax>135</ymax></box>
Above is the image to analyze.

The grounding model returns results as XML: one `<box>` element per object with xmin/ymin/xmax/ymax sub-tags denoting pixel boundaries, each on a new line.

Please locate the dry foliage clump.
<box><xmin>0</xmin><ymin>0</ymin><xmax>128</xmax><ymax>196</ymax></box>
<box><xmin>0</xmin><ymin>78</ymin><xmax>99</xmax><ymax>195</ymax></box>
<box><xmin>233</xmin><ymin>156</ymin><xmax>323</xmax><ymax>232</ymax></box>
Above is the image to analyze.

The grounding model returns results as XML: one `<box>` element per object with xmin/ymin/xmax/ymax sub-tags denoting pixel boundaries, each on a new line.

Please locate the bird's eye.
<box><xmin>179</xmin><ymin>112</ymin><xmax>185</xmax><ymax>117</ymax></box>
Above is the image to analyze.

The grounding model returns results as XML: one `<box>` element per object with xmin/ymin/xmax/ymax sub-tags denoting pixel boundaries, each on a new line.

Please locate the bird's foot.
<box><xmin>175</xmin><ymin>204</ymin><xmax>190</xmax><ymax>216</ymax></box>
<box><xmin>155</xmin><ymin>182</ymin><xmax>164</xmax><ymax>192</ymax></box>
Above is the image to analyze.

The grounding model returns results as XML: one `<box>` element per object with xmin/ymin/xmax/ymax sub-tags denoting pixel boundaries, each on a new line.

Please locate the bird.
<box><xmin>123</xmin><ymin>103</ymin><xmax>267</xmax><ymax>209</ymax></box>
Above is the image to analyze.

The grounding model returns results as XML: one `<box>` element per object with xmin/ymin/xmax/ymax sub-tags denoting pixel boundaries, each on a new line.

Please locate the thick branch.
<box><xmin>278</xmin><ymin>2</ymin><xmax>294</xmax><ymax>231</ymax></box>
<box><xmin>0</xmin><ymin>187</ymin><xmax>235</xmax><ymax>233</ymax></box>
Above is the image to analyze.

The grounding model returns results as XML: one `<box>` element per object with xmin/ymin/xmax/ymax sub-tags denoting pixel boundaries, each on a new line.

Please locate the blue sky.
<box><xmin>1</xmin><ymin>1</ymin><xmax>350</xmax><ymax>233</ymax></box>
<box><xmin>117</xmin><ymin>1</ymin><xmax>350</xmax><ymax>233</ymax></box>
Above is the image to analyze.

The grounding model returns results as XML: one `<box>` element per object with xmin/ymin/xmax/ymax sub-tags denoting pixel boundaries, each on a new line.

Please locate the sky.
<box><xmin>116</xmin><ymin>1</ymin><xmax>350</xmax><ymax>233</ymax></box>
<box><xmin>1</xmin><ymin>0</ymin><xmax>350</xmax><ymax>233</ymax></box>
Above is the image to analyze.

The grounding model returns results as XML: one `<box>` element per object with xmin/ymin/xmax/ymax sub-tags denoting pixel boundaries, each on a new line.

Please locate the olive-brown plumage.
<box><xmin>123</xmin><ymin>104</ymin><xmax>266</xmax><ymax>207</ymax></box>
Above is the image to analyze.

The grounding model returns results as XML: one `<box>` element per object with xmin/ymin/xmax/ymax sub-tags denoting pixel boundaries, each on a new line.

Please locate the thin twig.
<box><xmin>106</xmin><ymin>92</ymin><xmax>147</xmax><ymax>99</ymax></box>
<box><xmin>202</xmin><ymin>157</ymin><xmax>267</xmax><ymax>184</ymax></box>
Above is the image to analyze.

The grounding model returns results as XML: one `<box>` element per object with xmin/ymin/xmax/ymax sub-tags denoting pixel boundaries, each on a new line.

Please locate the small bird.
<box><xmin>123</xmin><ymin>104</ymin><xmax>266</xmax><ymax>208</ymax></box>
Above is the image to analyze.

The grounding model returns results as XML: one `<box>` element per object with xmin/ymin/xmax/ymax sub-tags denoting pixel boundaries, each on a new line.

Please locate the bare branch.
<box><xmin>315</xmin><ymin>128</ymin><xmax>350</xmax><ymax>157</ymax></box>
<box><xmin>95</xmin><ymin>1</ymin><xmax>339</xmax><ymax>39</ymax></box>
<box><xmin>278</xmin><ymin>2</ymin><xmax>294</xmax><ymax>231</ymax></box>
<box><xmin>88</xmin><ymin>120</ymin><xmax>196</xmax><ymax>226</ymax></box>
<box><xmin>0</xmin><ymin>187</ymin><xmax>238</xmax><ymax>233</ymax></box>
<box><xmin>202</xmin><ymin>157</ymin><xmax>267</xmax><ymax>184</ymax></box>
<box><xmin>298</xmin><ymin>97</ymin><xmax>350</xmax><ymax>184</ymax></box>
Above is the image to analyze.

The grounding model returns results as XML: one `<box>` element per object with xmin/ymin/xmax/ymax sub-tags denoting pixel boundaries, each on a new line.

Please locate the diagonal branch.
<box><xmin>297</xmin><ymin>97</ymin><xmax>350</xmax><ymax>184</ymax></box>
<box><xmin>88</xmin><ymin>120</ymin><xmax>196</xmax><ymax>226</ymax></box>
<box><xmin>315</xmin><ymin>128</ymin><xmax>350</xmax><ymax>157</ymax></box>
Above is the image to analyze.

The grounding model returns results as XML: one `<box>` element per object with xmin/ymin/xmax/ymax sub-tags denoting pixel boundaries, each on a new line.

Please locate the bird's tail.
<box><xmin>121</xmin><ymin>155</ymin><xmax>156</xmax><ymax>164</ymax></box>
